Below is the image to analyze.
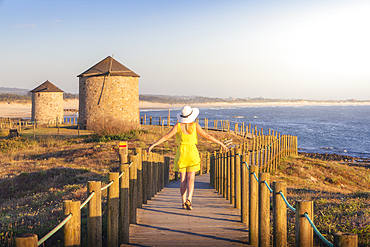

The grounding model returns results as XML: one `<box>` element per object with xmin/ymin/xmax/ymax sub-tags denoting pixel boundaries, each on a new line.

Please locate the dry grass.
<box><xmin>0</xmin><ymin>125</ymin><xmax>369</xmax><ymax>246</ymax></box>
<box><xmin>270</xmin><ymin>155</ymin><xmax>370</xmax><ymax>246</ymax></box>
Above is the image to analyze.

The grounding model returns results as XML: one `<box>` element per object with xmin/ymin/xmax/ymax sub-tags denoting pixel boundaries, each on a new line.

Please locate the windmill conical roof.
<box><xmin>30</xmin><ymin>80</ymin><xmax>64</xmax><ymax>93</ymax></box>
<box><xmin>77</xmin><ymin>56</ymin><xmax>140</xmax><ymax>77</ymax></box>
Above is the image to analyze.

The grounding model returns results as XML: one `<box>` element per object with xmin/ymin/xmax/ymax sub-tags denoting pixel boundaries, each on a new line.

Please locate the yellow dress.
<box><xmin>173</xmin><ymin>122</ymin><xmax>201</xmax><ymax>172</ymax></box>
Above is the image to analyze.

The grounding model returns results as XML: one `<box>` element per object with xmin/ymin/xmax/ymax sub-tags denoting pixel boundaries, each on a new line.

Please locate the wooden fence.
<box><xmin>0</xmin><ymin>117</ymin><xmax>78</xmax><ymax>131</ymax></box>
<box><xmin>14</xmin><ymin>147</ymin><xmax>170</xmax><ymax>247</ymax></box>
<box><xmin>210</xmin><ymin>145</ymin><xmax>358</xmax><ymax>246</ymax></box>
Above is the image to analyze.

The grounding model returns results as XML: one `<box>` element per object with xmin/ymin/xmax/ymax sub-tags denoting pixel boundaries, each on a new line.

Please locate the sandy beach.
<box><xmin>1</xmin><ymin>99</ymin><xmax>370</xmax><ymax>118</ymax></box>
<box><xmin>0</xmin><ymin>99</ymin><xmax>79</xmax><ymax>118</ymax></box>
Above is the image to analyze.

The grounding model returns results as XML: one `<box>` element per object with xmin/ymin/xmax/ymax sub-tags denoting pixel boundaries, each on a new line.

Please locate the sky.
<box><xmin>0</xmin><ymin>0</ymin><xmax>369</xmax><ymax>100</ymax></box>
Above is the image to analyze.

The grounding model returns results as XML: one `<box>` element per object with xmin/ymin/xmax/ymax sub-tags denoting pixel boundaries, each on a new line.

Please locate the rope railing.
<box><xmin>256</xmin><ymin>165</ymin><xmax>335</xmax><ymax>246</ymax></box>
<box><xmin>80</xmin><ymin>191</ymin><xmax>95</xmax><ymax>209</ymax></box>
<box><xmin>37</xmin><ymin>214</ymin><xmax>72</xmax><ymax>246</ymax></box>
<box><xmin>266</xmin><ymin>170</ymin><xmax>338</xmax><ymax>246</ymax></box>
<box><xmin>15</xmin><ymin>148</ymin><xmax>173</xmax><ymax>246</ymax></box>
<box><xmin>304</xmin><ymin>213</ymin><xmax>334</xmax><ymax>247</ymax></box>
<box><xmin>263</xmin><ymin>180</ymin><xmax>273</xmax><ymax>193</ymax></box>
<box><xmin>267</xmin><ymin>181</ymin><xmax>333</xmax><ymax>246</ymax></box>
<box><xmin>278</xmin><ymin>191</ymin><xmax>296</xmax><ymax>212</ymax></box>
<box><xmin>210</xmin><ymin>139</ymin><xmax>356</xmax><ymax>246</ymax></box>
<box><xmin>101</xmin><ymin>180</ymin><xmax>114</xmax><ymax>191</ymax></box>
<box><xmin>252</xmin><ymin>172</ymin><xmax>259</xmax><ymax>182</ymax></box>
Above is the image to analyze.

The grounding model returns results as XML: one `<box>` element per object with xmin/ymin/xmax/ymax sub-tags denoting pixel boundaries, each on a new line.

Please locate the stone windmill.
<box><xmin>77</xmin><ymin>56</ymin><xmax>140</xmax><ymax>130</ymax></box>
<box><xmin>31</xmin><ymin>80</ymin><xmax>64</xmax><ymax>124</ymax></box>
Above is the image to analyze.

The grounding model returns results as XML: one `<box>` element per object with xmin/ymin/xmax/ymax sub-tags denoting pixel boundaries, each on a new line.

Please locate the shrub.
<box><xmin>0</xmin><ymin>137</ymin><xmax>36</xmax><ymax>153</ymax></box>
<box><xmin>90</xmin><ymin>117</ymin><xmax>138</xmax><ymax>136</ymax></box>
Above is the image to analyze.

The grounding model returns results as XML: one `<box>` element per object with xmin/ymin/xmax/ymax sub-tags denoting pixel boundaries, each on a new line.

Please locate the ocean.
<box><xmin>140</xmin><ymin>105</ymin><xmax>370</xmax><ymax>160</ymax></box>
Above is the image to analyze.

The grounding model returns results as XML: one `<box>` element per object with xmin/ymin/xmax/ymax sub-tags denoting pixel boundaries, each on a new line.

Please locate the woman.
<box><xmin>148</xmin><ymin>106</ymin><xmax>229</xmax><ymax>210</ymax></box>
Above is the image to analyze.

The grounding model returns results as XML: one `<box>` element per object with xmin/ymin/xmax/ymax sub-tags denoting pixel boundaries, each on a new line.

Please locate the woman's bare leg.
<box><xmin>180</xmin><ymin>172</ymin><xmax>187</xmax><ymax>204</ymax></box>
<box><xmin>186</xmin><ymin>171</ymin><xmax>196</xmax><ymax>203</ymax></box>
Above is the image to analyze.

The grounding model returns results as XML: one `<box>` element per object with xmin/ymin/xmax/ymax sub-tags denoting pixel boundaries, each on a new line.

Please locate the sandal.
<box><xmin>182</xmin><ymin>203</ymin><xmax>186</xmax><ymax>209</ymax></box>
<box><xmin>185</xmin><ymin>199</ymin><xmax>193</xmax><ymax>210</ymax></box>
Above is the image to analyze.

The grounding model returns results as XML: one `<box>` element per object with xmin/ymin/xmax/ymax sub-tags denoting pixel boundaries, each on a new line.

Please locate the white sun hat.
<box><xmin>177</xmin><ymin>106</ymin><xmax>200</xmax><ymax>123</ymax></box>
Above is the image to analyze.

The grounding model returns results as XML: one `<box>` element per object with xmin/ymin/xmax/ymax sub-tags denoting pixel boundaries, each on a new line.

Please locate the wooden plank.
<box><xmin>122</xmin><ymin>174</ymin><xmax>253</xmax><ymax>246</ymax></box>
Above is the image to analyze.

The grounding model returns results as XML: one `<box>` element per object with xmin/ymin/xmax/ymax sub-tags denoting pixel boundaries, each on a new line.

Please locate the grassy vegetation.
<box><xmin>0</xmin><ymin>125</ymin><xmax>369</xmax><ymax>246</ymax></box>
<box><xmin>272</xmin><ymin>156</ymin><xmax>370</xmax><ymax>246</ymax></box>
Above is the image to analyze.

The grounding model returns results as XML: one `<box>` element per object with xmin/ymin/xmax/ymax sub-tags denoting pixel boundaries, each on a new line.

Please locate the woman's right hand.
<box><xmin>221</xmin><ymin>143</ymin><xmax>229</xmax><ymax>151</ymax></box>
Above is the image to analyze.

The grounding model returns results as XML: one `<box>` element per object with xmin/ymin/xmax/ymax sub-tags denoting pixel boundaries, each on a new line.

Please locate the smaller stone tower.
<box><xmin>31</xmin><ymin>80</ymin><xmax>64</xmax><ymax>124</ymax></box>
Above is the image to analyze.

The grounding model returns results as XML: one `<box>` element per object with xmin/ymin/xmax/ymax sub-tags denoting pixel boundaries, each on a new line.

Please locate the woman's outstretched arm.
<box><xmin>195</xmin><ymin>123</ymin><xmax>229</xmax><ymax>151</ymax></box>
<box><xmin>148</xmin><ymin>123</ymin><xmax>178</xmax><ymax>153</ymax></box>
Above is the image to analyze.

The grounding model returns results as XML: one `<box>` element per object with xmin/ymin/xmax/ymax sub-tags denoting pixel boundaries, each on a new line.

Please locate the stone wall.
<box><xmin>32</xmin><ymin>92</ymin><xmax>64</xmax><ymax>123</ymax></box>
<box><xmin>79</xmin><ymin>75</ymin><xmax>139</xmax><ymax>130</ymax></box>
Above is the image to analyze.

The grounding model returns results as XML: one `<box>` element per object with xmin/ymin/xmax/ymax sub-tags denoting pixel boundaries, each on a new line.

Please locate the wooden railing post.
<box><xmin>87</xmin><ymin>181</ymin><xmax>102</xmax><ymax>247</ymax></box>
<box><xmin>333</xmin><ymin>232</ymin><xmax>358</xmax><ymax>247</ymax></box>
<box><xmin>119</xmin><ymin>163</ymin><xmax>129</xmax><ymax>244</ymax></box>
<box><xmin>154</xmin><ymin>153</ymin><xmax>159</xmax><ymax>193</ymax></box>
<box><xmin>216</xmin><ymin>151</ymin><xmax>220</xmax><ymax>193</ymax></box>
<box><xmin>153</xmin><ymin>153</ymin><xmax>158</xmax><ymax>194</ymax></box>
<box><xmin>220</xmin><ymin>151</ymin><xmax>225</xmax><ymax>196</ymax></box>
<box><xmin>295</xmin><ymin>200</ymin><xmax>313</xmax><ymax>247</ymax></box>
<box><xmin>206</xmin><ymin>152</ymin><xmax>210</xmax><ymax>173</ymax></box>
<box><xmin>134</xmin><ymin>148</ymin><xmax>143</xmax><ymax>209</ymax></box>
<box><xmin>158</xmin><ymin>154</ymin><xmax>162</xmax><ymax>190</ymax></box>
<box><xmin>273</xmin><ymin>181</ymin><xmax>287</xmax><ymax>247</ymax></box>
<box><xmin>224</xmin><ymin>151</ymin><xmax>228</xmax><ymax>198</ymax></box>
<box><xmin>146</xmin><ymin>153</ymin><xmax>153</xmax><ymax>200</ymax></box>
<box><xmin>220</xmin><ymin>151</ymin><xmax>224</xmax><ymax>195</ymax></box>
<box><xmin>241</xmin><ymin>152</ymin><xmax>249</xmax><ymax>225</ymax></box>
<box><xmin>230</xmin><ymin>149</ymin><xmax>235</xmax><ymax>205</ymax></box>
<box><xmin>214</xmin><ymin>151</ymin><xmax>218</xmax><ymax>191</ymax></box>
<box><xmin>235</xmin><ymin>148</ymin><xmax>241</xmax><ymax>209</ymax></box>
<box><xmin>161</xmin><ymin>156</ymin><xmax>165</xmax><ymax>189</ymax></box>
<box><xmin>259</xmin><ymin>173</ymin><xmax>270</xmax><ymax>247</ymax></box>
<box><xmin>249</xmin><ymin>165</ymin><xmax>259</xmax><ymax>246</ymax></box>
<box><xmin>14</xmin><ymin>234</ymin><xmax>38</xmax><ymax>247</ymax></box>
<box><xmin>161</xmin><ymin>155</ymin><xmax>165</xmax><ymax>189</ymax></box>
<box><xmin>165</xmin><ymin>156</ymin><xmax>170</xmax><ymax>186</ymax></box>
<box><xmin>64</xmin><ymin>200</ymin><xmax>81</xmax><ymax>247</ymax></box>
<box><xmin>210</xmin><ymin>153</ymin><xmax>215</xmax><ymax>187</ymax></box>
<box><xmin>129</xmin><ymin>155</ymin><xmax>137</xmax><ymax>224</ymax></box>
<box><xmin>142</xmin><ymin>151</ymin><xmax>148</xmax><ymax>204</ymax></box>
<box><xmin>108</xmin><ymin>172</ymin><xmax>119</xmax><ymax>247</ymax></box>
<box><xmin>152</xmin><ymin>153</ymin><xmax>158</xmax><ymax>196</ymax></box>
<box><xmin>119</xmin><ymin>142</ymin><xmax>128</xmax><ymax>165</ymax></box>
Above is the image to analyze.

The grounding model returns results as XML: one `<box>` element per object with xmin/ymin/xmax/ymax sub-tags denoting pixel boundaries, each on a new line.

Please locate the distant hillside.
<box><xmin>1</xmin><ymin>88</ymin><xmax>369</xmax><ymax>104</ymax></box>
<box><xmin>0</xmin><ymin>87</ymin><xmax>29</xmax><ymax>95</ymax></box>
<box><xmin>0</xmin><ymin>92</ymin><xmax>78</xmax><ymax>103</ymax></box>
<box><xmin>140</xmin><ymin>94</ymin><xmax>370</xmax><ymax>104</ymax></box>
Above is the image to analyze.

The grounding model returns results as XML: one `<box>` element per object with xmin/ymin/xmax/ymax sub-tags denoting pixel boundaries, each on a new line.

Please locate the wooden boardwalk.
<box><xmin>122</xmin><ymin>173</ymin><xmax>253</xmax><ymax>247</ymax></box>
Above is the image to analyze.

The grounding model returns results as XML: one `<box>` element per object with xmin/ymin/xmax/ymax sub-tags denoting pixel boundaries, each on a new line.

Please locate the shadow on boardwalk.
<box><xmin>122</xmin><ymin>174</ymin><xmax>253</xmax><ymax>247</ymax></box>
